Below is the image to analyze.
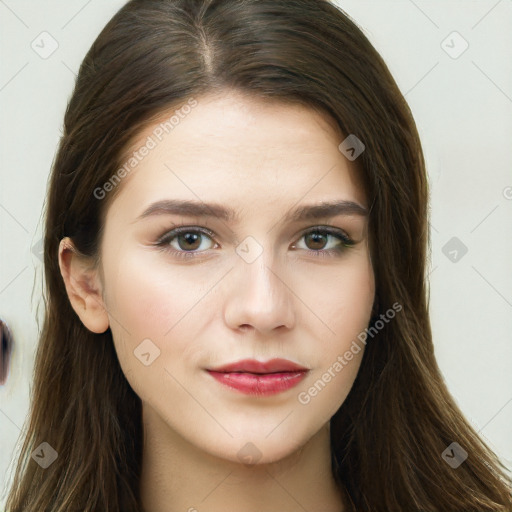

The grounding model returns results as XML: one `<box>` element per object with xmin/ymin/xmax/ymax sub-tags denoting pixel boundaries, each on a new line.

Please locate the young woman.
<box><xmin>5</xmin><ymin>0</ymin><xmax>512</xmax><ymax>510</ymax></box>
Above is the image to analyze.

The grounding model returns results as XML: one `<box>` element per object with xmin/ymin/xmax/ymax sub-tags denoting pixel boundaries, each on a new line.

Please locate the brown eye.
<box><xmin>304</xmin><ymin>231</ymin><xmax>329</xmax><ymax>250</ymax></box>
<box><xmin>291</xmin><ymin>227</ymin><xmax>355</xmax><ymax>258</ymax></box>
<box><xmin>156</xmin><ymin>226</ymin><xmax>216</xmax><ymax>258</ymax></box>
<box><xmin>176</xmin><ymin>232</ymin><xmax>202</xmax><ymax>251</ymax></box>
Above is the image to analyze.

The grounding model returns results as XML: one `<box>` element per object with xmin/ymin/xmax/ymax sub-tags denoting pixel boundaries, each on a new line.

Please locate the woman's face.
<box><xmin>95</xmin><ymin>90</ymin><xmax>375</xmax><ymax>463</ymax></box>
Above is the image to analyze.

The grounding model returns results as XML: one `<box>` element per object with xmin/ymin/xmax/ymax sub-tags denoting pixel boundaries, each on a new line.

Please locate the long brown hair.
<box><xmin>5</xmin><ymin>0</ymin><xmax>511</xmax><ymax>510</ymax></box>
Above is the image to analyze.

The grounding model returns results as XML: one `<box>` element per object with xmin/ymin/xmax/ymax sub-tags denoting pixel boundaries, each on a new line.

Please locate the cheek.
<box><xmin>102</xmin><ymin>249</ymin><xmax>218</xmax><ymax>389</ymax></box>
<box><xmin>296</xmin><ymin>254</ymin><xmax>375</xmax><ymax>339</ymax></box>
<box><xmin>303</xmin><ymin>351</ymin><xmax>364</xmax><ymax>419</ymax></box>
<box><xmin>104</xmin><ymin>250</ymin><xmax>207</xmax><ymax>338</ymax></box>
<box><xmin>100</xmin><ymin>252</ymin><xmax>187</xmax><ymax>379</ymax></box>
<box><xmin>294</xmin><ymin>259</ymin><xmax>373</xmax><ymax>411</ymax></box>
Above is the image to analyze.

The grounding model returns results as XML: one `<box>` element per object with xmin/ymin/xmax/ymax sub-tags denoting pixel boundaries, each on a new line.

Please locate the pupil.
<box><xmin>179</xmin><ymin>233</ymin><xmax>200</xmax><ymax>250</ymax></box>
<box><xmin>307</xmin><ymin>232</ymin><xmax>326</xmax><ymax>250</ymax></box>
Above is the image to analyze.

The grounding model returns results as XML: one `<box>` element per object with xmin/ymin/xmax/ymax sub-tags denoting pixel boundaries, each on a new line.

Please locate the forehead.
<box><xmin>109</xmin><ymin>90</ymin><xmax>367</xmax><ymax>216</ymax></box>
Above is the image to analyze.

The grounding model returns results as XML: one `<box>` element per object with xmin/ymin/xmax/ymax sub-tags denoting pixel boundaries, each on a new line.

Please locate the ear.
<box><xmin>58</xmin><ymin>237</ymin><xmax>110</xmax><ymax>334</ymax></box>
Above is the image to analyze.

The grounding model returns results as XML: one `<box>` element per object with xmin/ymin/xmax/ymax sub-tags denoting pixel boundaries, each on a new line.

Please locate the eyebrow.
<box><xmin>134</xmin><ymin>198</ymin><xmax>368</xmax><ymax>224</ymax></box>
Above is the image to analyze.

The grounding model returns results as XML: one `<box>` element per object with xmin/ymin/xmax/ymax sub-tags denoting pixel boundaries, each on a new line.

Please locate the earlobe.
<box><xmin>58</xmin><ymin>237</ymin><xmax>110</xmax><ymax>334</ymax></box>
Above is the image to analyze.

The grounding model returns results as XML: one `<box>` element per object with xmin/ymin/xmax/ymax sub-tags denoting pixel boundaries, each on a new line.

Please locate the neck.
<box><xmin>139</xmin><ymin>404</ymin><xmax>345</xmax><ymax>512</ymax></box>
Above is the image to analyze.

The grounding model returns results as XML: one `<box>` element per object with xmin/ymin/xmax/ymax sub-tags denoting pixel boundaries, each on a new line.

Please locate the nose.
<box><xmin>223</xmin><ymin>254</ymin><xmax>296</xmax><ymax>335</ymax></box>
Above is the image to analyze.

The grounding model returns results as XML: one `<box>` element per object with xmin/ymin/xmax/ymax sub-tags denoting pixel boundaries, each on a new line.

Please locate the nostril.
<box><xmin>0</xmin><ymin>319</ymin><xmax>13</xmax><ymax>386</ymax></box>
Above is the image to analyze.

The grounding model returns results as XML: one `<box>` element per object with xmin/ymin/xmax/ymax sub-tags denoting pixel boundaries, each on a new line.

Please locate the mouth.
<box><xmin>205</xmin><ymin>358</ymin><xmax>309</xmax><ymax>396</ymax></box>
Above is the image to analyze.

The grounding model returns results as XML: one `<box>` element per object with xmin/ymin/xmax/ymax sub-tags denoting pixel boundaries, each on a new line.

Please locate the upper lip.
<box><xmin>207</xmin><ymin>358</ymin><xmax>308</xmax><ymax>374</ymax></box>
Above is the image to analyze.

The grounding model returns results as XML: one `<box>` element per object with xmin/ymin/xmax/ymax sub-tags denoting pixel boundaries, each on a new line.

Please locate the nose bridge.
<box><xmin>224</xmin><ymin>241</ymin><xmax>295</xmax><ymax>333</ymax></box>
<box><xmin>246</xmin><ymin>253</ymin><xmax>282</xmax><ymax>300</ymax></box>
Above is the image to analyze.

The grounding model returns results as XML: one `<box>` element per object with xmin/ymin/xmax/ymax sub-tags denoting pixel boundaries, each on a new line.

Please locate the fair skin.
<box><xmin>59</xmin><ymin>90</ymin><xmax>375</xmax><ymax>512</ymax></box>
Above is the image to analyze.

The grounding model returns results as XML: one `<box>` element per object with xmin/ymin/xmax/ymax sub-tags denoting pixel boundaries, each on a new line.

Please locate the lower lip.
<box><xmin>206</xmin><ymin>370</ymin><xmax>308</xmax><ymax>396</ymax></box>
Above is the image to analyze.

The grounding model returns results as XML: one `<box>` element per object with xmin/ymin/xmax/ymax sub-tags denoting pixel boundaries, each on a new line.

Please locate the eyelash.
<box><xmin>154</xmin><ymin>225</ymin><xmax>355</xmax><ymax>261</ymax></box>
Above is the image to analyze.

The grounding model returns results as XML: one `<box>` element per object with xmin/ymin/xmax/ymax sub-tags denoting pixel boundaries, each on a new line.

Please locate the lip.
<box><xmin>205</xmin><ymin>358</ymin><xmax>309</xmax><ymax>396</ymax></box>
<box><xmin>208</xmin><ymin>358</ymin><xmax>308</xmax><ymax>374</ymax></box>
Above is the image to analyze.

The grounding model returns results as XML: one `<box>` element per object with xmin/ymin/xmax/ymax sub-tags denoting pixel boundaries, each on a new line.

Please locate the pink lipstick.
<box><xmin>206</xmin><ymin>358</ymin><xmax>309</xmax><ymax>396</ymax></box>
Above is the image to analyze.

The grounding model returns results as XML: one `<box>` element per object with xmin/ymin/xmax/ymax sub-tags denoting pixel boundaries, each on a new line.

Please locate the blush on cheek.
<box><xmin>106</xmin><ymin>257</ymin><xmax>172</xmax><ymax>334</ymax></box>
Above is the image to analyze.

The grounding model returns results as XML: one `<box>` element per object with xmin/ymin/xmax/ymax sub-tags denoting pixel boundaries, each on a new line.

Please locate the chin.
<box><xmin>203</xmin><ymin>428</ymin><xmax>312</xmax><ymax>466</ymax></box>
